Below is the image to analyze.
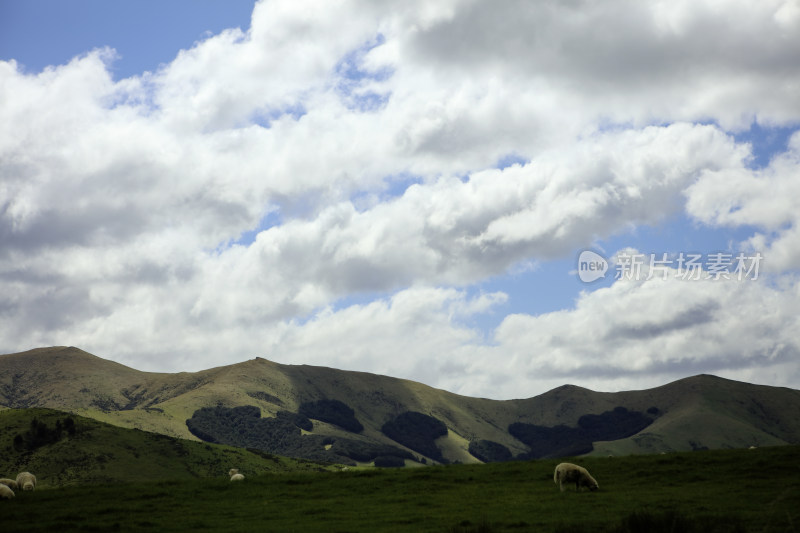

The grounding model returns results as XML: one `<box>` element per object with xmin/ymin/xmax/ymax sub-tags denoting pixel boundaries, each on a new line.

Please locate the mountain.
<box><xmin>2</xmin><ymin>346</ymin><xmax>799</xmax><ymax>465</ymax></box>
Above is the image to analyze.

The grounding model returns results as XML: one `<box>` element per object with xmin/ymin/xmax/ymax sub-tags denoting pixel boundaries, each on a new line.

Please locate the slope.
<box><xmin>1</xmin><ymin>346</ymin><xmax>799</xmax><ymax>464</ymax></box>
<box><xmin>0</xmin><ymin>408</ymin><xmax>336</xmax><ymax>488</ymax></box>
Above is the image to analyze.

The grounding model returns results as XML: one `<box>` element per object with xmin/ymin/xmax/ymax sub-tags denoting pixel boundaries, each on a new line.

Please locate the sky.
<box><xmin>1</xmin><ymin>0</ymin><xmax>799</xmax><ymax>400</ymax></box>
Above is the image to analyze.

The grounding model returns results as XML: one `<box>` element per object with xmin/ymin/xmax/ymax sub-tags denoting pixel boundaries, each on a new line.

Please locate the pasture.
<box><xmin>2</xmin><ymin>445</ymin><xmax>798</xmax><ymax>532</ymax></box>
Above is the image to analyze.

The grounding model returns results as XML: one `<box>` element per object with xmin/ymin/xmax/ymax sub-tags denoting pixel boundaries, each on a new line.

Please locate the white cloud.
<box><xmin>167</xmin><ymin>123</ymin><xmax>747</xmax><ymax>338</ymax></box>
<box><xmin>460</xmin><ymin>271</ymin><xmax>800</xmax><ymax>397</ymax></box>
<box><xmin>1</xmin><ymin>0</ymin><xmax>799</xmax><ymax>397</ymax></box>
<box><xmin>394</xmin><ymin>0</ymin><xmax>800</xmax><ymax>130</ymax></box>
<box><xmin>167</xmin><ymin>270</ymin><xmax>799</xmax><ymax>399</ymax></box>
<box><xmin>270</xmin><ymin>287</ymin><xmax>501</xmax><ymax>382</ymax></box>
<box><xmin>685</xmin><ymin>131</ymin><xmax>800</xmax><ymax>271</ymax></box>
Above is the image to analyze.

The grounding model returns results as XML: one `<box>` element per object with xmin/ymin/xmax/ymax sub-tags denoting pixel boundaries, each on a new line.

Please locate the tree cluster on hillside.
<box><xmin>509</xmin><ymin>406</ymin><xmax>654</xmax><ymax>459</ymax></box>
<box><xmin>381</xmin><ymin>411</ymin><xmax>448</xmax><ymax>463</ymax></box>
<box><xmin>13</xmin><ymin>416</ymin><xmax>76</xmax><ymax>452</ymax></box>
<box><xmin>577</xmin><ymin>406</ymin><xmax>654</xmax><ymax>441</ymax></box>
<box><xmin>329</xmin><ymin>439</ymin><xmax>413</xmax><ymax>463</ymax></box>
<box><xmin>276</xmin><ymin>410</ymin><xmax>313</xmax><ymax>431</ymax></box>
<box><xmin>246</xmin><ymin>391</ymin><xmax>284</xmax><ymax>406</ymax></box>
<box><xmin>185</xmin><ymin>404</ymin><xmax>410</xmax><ymax>466</ymax></box>
<box><xmin>508</xmin><ymin>422</ymin><xmax>592</xmax><ymax>459</ymax></box>
<box><xmin>298</xmin><ymin>399</ymin><xmax>364</xmax><ymax>433</ymax></box>
<box><xmin>468</xmin><ymin>439</ymin><xmax>513</xmax><ymax>463</ymax></box>
<box><xmin>186</xmin><ymin>405</ymin><xmax>340</xmax><ymax>462</ymax></box>
<box><xmin>373</xmin><ymin>455</ymin><xmax>406</xmax><ymax>468</ymax></box>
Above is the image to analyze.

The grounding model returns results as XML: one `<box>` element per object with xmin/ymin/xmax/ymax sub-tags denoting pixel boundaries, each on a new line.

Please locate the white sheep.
<box><xmin>553</xmin><ymin>462</ymin><xmax>599</xmax><ymax>492</ymax></box>
<box><xmin>0</xmin><ymin>478</ymin><xmax>18</xmax><ymax>490</ymax></box>
<box><xmin>229</xmin><ymin>468</ymin><xmax>245</xmax><ymax>481</ymax></box>
<box><xmin>16</xmin><ymin>472</ymin><xmax>36</xmax><ymax>492</ymax></box>
<box><xmin>0</xmin><ymin>484</ymin><xmax>14</xmax><ymax>500</ymax></box>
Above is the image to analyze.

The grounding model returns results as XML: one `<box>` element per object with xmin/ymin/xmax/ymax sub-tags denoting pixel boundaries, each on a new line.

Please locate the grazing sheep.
<box><xmin>0</xmin><ymin>478</ymin><xmax>18</xmax><ymax>490</ymax></box>
<box><xmin>0</xmin><ymin>484</ymin><xmax>14</xmax><ymax>500</ymax></box>
<box><xmin>553</xmin><ymin>462</ymin><xmax>599</xmax><ymax>492</ymax></box>
<box><xmin>16</xmin><ymin>472</ymin><xmax>36</xmax><ymax>492</ymax></box>
<box><xmin>229</xmin><ymin>468</ymin><xmax>245</xmax><ymax>481</ymax></box>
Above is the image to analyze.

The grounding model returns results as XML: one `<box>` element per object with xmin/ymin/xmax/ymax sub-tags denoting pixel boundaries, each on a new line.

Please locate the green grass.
<box><xmin>0</xmin><ymin>408</ymin><xmax>336</xmax><ymax>487</ymax></box>
<box><xmin>2</xmin><ymin>445</ymin><xmax>798</xmax><ymax>532</ymax></box>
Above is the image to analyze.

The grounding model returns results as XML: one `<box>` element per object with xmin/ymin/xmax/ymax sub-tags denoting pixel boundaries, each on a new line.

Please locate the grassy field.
<box><xmin>2</xmin><ymin>445</ymin><xmax>798</xmax><ymax>532</ymax></box>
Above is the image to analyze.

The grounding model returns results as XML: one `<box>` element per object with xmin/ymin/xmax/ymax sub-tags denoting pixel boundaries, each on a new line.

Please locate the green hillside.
<box><xmin>1</xmin><ymin>445</ymin><xmax>798</xmax><ymax>532</ymax></box>
<box><xmin>0</xmin><ymin>408</ymin><xmax>337</xmax><ymax>487</ymax></box>
<box><xmin>2</xmin><ymin>347</ymin><xmax>800</xmax><ymax>465</ymax></box>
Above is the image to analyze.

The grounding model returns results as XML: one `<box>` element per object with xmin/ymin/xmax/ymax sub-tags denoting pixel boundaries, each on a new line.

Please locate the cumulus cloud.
<box><xmin>385</xmin><ymin>0</ymin><xmax>800</xmax><ymax>149</ymax></box>
<box><xmin>1</xmin><ymin>0</ymin><xmax>799</xmax><ymax>397</ymax></box>
<box><xmin>188</xmin><ymin>268</ymin><xmax>797</xmax><ymax>399</ymax></box>
<box><xmin>271</xmin><ymin>287</ymin><xmax>505</xmax><ymax>383</ymax></box>
<box><xmin>469</xmin><ymin>272</ymin><xmax>800</xmax><ymax>398</ymax></box>
<box><xmin>686</xmin><ymin>131</ymin><xmax>800</xmax><ymax>271</ymax></box>
<box><xmin>188</xmin><ymin>122</ymin><xmax>747</xmax><ymax>327</ymax></box>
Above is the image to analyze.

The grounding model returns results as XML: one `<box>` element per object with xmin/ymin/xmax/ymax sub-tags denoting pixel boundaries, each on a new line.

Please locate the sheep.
<box><xmin>16</xmin><ymin>472</ymin><xmax>36</xmax><ymax>492</ymax></box>
<box><xmin>228</xmin><ymin>468</ymin><xmax>245</xmax><ymax>481</ymax></box>
<box><xmin>553</xmin><ymin>462</ymin><xmax>599</xmax><ymax>492</ymax></box>
<box><xmin>0</xmin><ymin>478</ymin><xmax>18</xmax><ymax>490</ymax></box>
<box><xmin>0</xmin><ymin>484</ymin><xmax>14</xmax><ymax>500</ymax></box>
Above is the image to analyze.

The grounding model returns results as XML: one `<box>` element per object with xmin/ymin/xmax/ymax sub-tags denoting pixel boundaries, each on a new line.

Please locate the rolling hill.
<box><xmin>1</xmin><ymin>346</ymin><xmax>799</xmax><ymax>465</ymax></box>
<box><xmin>0</xmin><ymin>407</ymin><xmax>337</xmax><ymax>488</ymax></box>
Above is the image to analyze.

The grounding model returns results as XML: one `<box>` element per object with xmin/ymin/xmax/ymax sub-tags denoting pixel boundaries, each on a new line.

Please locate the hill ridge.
<box><xmin>2</xmin><ymin>346</ymin><xmax>799</xmax><ymax>464</ymax></box>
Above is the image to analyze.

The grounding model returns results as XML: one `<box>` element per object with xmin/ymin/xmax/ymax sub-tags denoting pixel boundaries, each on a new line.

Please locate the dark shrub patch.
<box><xmin>468</xmin><ymin>439</ymin><xmax>512</xmax><ymax>463</ymax></box>
<box><xmin>509</xmin><ymin>406</ymin><xmax>653</xmax><ymax>459</ymax></box>
<box><xmin>578</xmin><ymin>406</ymin><xmax>653</xmax><ymax>441</ymax></box>
<box><xmin>298</xmin><ymin>399</ymin><xmax>364</xmax><ymax>433</ymax></box>
<box><xmin>276</xmin><ymin>410</ymin><xmax>313</xmax><ymax>431</ymax></box>
<box><xmin>246</xmin><ymin>391</ymin><xmax>284</xmax><ymax>406</ymax></box>
<box><xmin>381</xmin><ymin>411</ymin><xmax>448</xmax><ymax>463</ymax></box>
<box><xmin>374</xmin><ymin>455</ymin><xmax>406</xmax><ymax>468</ymax></box>
<box><xmin>185</xmin><ymin>405</ymin><xmax>406</xmax><ymax>465</ymax></box>
<box><xmin>509</xmin><ymin>423</ymin><xmax>592</xmax><ymax>459</ymax></box>
<box><xmin>185</xmin><ymin>405</ymin><xmax>354</xmax><ymax>465</ymax></box>
<box><xmin>329</xmin><ymin>438</ymin><xmax>413</xmax><ymax>463</ymax></box>
<box><xmin>13</xmin><ymin>416</ymin><xmax>76</xmax><ymax>452</ymax></box>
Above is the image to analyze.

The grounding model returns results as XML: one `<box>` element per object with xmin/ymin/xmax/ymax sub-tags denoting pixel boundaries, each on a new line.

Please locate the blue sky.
<box><xmin>0</xmin><ymin>1</ymin><xmax>254</xmax><ymax>78</ymax></box>
<box><xmin>1</xmin><ymin>0</ymin><xmax>799</xmax><ymax>399</ymax></box>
